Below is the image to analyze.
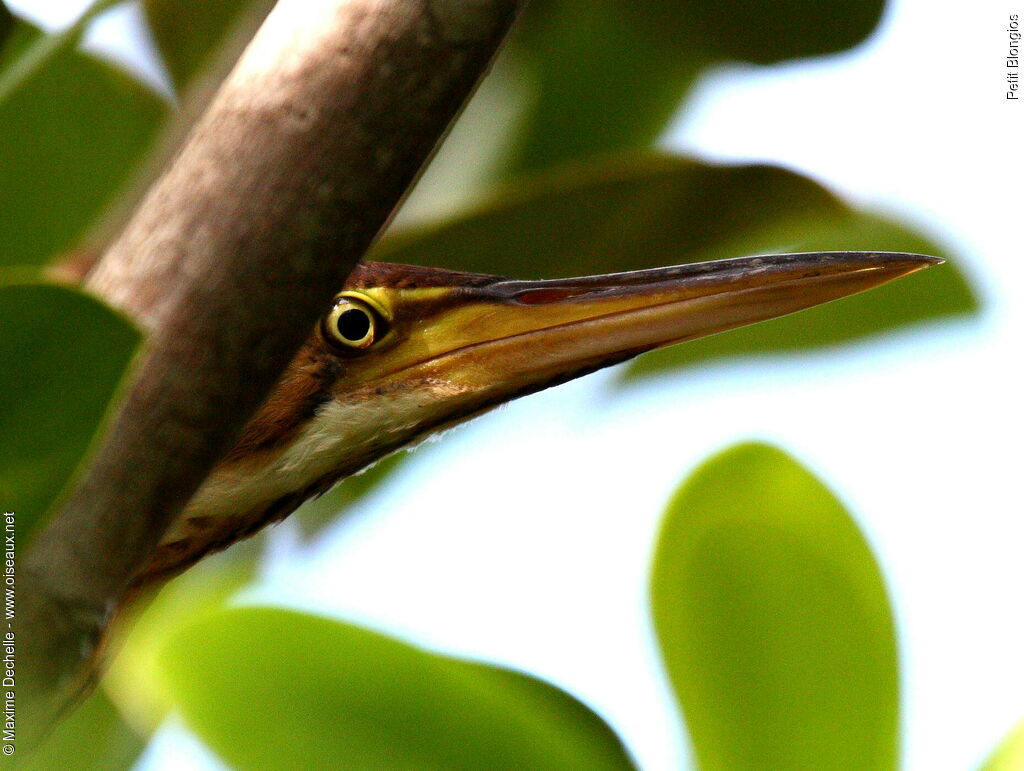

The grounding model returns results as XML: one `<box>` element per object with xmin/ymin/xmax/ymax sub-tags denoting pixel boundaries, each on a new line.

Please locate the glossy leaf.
<box><xmin>0</xmin><ymin>20</ymin><xmax>167</xmax><ymax>267</ymax></box>
<box><xmin>0</xmin><ymin>281</ymin><xmax>139</xmax><ymax>551</ymax></box>
<box><xmin>14</xmin><ymin>689</ymin><xmax>144</xmax><ymax>771</ymax></box>
<box><xmin>651</xmin><ymin>442</ymin><xmax>898</xmax><ymax>770</ymax></box>
<box><xmin>161</xmin><ymin>607</ymin><xmax>635</xmax><ymax>770</ymax></box>
<box><xmin>981</xmin><ymin>719</ymin><xmax>1024</xmax><ymax>771</ymax></box>
<box><xmin>143</xmin><ymin>0</ymin><xmax>273</xmax><ymax>92</ymax></box>
<box><xmin>375</xmin><ymin>154</ymin><xmax>977</xmax><ymax>379</ymax></box>
<box><xmin>502</xmin><ymin>0</ymin><xmax>885</xmax><ymax>172</ymax></box>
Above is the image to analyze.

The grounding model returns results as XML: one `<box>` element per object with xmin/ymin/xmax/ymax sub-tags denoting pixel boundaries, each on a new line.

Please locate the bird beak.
<box><xmin>357</xmin><ymin>251</ymin><xmax>940</xmax><ymax>402</ymax></box>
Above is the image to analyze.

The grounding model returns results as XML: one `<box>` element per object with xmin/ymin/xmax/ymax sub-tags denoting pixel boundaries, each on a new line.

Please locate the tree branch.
<box><xmin>19</xmin><ymin>0</ymin><xmax>522</xmax><ymax>741</ymax></box>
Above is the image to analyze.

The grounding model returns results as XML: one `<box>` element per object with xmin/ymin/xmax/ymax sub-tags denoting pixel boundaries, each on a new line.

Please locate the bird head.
<box><xmin>143</xmin><ymin>251</ymin><xmax>938</xmax><ymax>585</ymax></box>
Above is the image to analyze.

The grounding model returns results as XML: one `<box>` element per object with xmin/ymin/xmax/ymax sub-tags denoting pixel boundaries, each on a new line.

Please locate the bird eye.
<box><xmin>322</xmin><ymin>295</ymin><xmax>380</xmax><ymax>351</ymax></box>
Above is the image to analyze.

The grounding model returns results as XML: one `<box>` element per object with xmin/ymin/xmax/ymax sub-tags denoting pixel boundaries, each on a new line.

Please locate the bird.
<box><xmin>133</xmin><ymin>251</ymin><xmax>939</xmax><ymax>589</ymax></box>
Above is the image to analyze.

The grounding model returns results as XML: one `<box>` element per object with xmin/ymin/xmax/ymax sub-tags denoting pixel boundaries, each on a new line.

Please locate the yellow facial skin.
<box><xmin>324</xmin><ymin>252</ymin><xmax>938</xmax><ymax>408</ymax></box>
<box><xmin>138</xmin><ymin>251</ymin><xmax>938</xmax><ymax>587</ymax></box>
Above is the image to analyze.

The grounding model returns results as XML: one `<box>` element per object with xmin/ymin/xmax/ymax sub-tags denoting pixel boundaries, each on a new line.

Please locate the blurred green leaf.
<box><xmin>0</xmin><ymin>19</ymin><xmax>34</xmax><ymax>76</ymax></box>
<box><xmin>104</xmin><ymin>543</ymin><xmax>258</xmax><ymax>731</ymax></box>
<box><xmin>161</xmin><ymin>606</ymin><xmax>635</xmax><ymax>770</ymax></box>
<box><xmin>143</xmin><ymin>0</ymin><xmax>271</xmax><ymax>92</ymax></box>
<box><xmin>0</xmin><ymin>19</ymin><xmax>167</xmax><ymax>267</ymax></box>
<box><xmin>377</xmin><ymin>154</ymin><xmax>842</xmax><ymax>275</ymax></box>
<box><xmin>651</xmin><ymin>442</ymin><xmax>898</xmax><ymax>770</ymax></box>
<box><xmin>376</xmin><ymin>153</ymin><xmax>977</xmax><ymax>378</ymax></box>
<box><xmin>0</xmin><ymin>14</ymin><xmax>36</xmax><ymax>75</ymax></box>
<box><xmin>504</xmin><ymin>0</ymin><xmax>884</xmax><ymax>172</ymax></box>
<box><xmin>504</xmin><ymin>4</ymin><xmax>700</xmax><ymax>175</ymax></box>
<box><xmin>14</xmin><ymin>689</ymin><xmax>144</xmax><ymax>771</ymax></box>
<box><xmin>0</xmin><ymin>5</ymin><xmax>12</xmax><ymax>48</ymax></box>
<box><xmin>0</xmin><ymin>17</ymin><xmax>40</xmax><ymax>80</ymax></box>
<box><xmin>0</xmin><ymin>2</ymin><xmax>125</xmax><ymax>91</ymax></box>
<box><xmin>981</xmin><ymin>719</ymin><xmax>1024</xmax><ymax>771</ymax></box>
<box><xmin>296</xmin><ymin>451</ymin><xmax>410</xmax><ymax>539</ymax></box>
<box><xmin>670</xmin><ymin>0</ymin><xmax>884</xmax><ymax>62</ymax></box>
<box><xmin>0</xmin><ymin>280</ymin><xmax>139</xmax><ymax>551</ymax></box>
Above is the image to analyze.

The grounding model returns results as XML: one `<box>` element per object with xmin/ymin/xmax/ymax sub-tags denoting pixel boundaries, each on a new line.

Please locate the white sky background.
<box><xmin>12</xmin><ymin>1</ymin><xmax>1023</xmax><ymax>769</ymax></box>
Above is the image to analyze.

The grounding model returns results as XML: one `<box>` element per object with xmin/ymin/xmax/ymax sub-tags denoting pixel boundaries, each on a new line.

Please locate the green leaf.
<box><xmin>0</xmin><ymin>16</ymin><xmax>39</xmax><ymax>81</ymax></box>
<box><xmin>503</xmin><ymin>0</ymin><xmax>885</xmax><ymax>172</ymax></box>
<box><xmin>504</xmin><ymin>4</ymin><xmax>700</xmax><ymax>174</ymax></box>
<box><xmin>13</xmin><ymin>689</ymin><xmax>145</xmax><ymax>771</ymax></box>
<box><xmin>161</xmin><ymin>607</ymin><xmax>635</xmax><ymax>770</ymax></box>
<box><xmin>0</xmin><ymin>2</ymin><xmax>126</xmax><ymax>92</ymax></box>
<box><xmin>143</xmin><ymin>0</ymin><xmax>272</xmax><ymax>92</ymax></box>
<box><xmin>0</xmin><ymin>18</ymin><xmax>33</xmax><ymax>73</ymax></box>
<box><xmin>651</xmin><ymin>442</ymin><xmax>899</xmax><ymax>771</ymax></box>
<box><xmin>0</xmin><ymin>280</ymin><xmax>139</xmax><ymax>551</ymax></box>
<box><xmin>376</xmin><ymin>153</ymin><xmax>977</xmax><ymax>377</ymax></box>
<box><xmin>0</xmin><ymin>5</ymin><xmax>12</xmax><ymax>50</ymax></box>
<box><xmin>0</xmin><ymin>20</ymin><xmax>167</xmax><ymax>268</ymax></box>
<box><xmin>981</xmin><ymin>719</ymin><xmax>1024</xmax><ymax>771</ymax></box>
<box><xmin>104</xmin><ymin>543</ymin><xmax>258</xmax><ymax>731</ymax></box>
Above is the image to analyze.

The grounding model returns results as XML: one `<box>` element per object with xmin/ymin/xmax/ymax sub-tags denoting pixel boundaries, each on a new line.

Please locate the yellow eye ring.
<box><xmin>322</xmin><ymin>295</ymin><xmax>380</xmax><ymax>351</ymax></box>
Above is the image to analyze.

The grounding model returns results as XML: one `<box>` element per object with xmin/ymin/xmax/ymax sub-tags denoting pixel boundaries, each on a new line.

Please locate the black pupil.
<box><xmin>337</xmin><ymin>308</ymin><xmax>371</xmax><ymax>342</ymax></box>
